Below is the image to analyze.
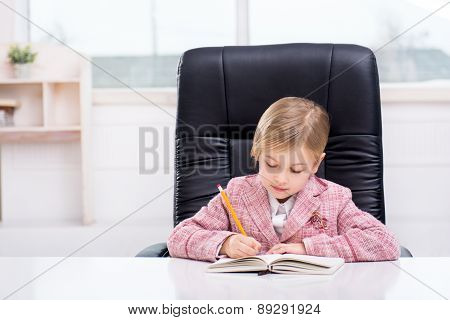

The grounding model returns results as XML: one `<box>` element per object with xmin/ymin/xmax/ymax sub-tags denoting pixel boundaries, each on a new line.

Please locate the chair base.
<box><xmin>400</xmin><ymin>246</ymin><xmax>413</xmax><ymax>257</ymax></box>
<box><xmin>136</xmin><ymin>242</ymin><xmax>170</xmax><ymax>257</ymax></box>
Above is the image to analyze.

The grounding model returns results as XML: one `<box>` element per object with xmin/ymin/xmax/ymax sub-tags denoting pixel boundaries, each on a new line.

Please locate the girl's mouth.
<box><xmin>272</xmin><ymin>185</ymin><xmax>288</xmax><ymax>192</ymax></box>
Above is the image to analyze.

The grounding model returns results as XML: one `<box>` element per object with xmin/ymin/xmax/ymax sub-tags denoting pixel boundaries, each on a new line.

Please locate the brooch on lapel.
<box><xmin>309</xmin><ymin>211</ymin><xmax>328</xmax><ymax>230</ymax></box>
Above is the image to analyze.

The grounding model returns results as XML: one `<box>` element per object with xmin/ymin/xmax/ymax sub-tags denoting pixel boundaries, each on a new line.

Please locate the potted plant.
<box><xmin>8</xmin><ymin>44</ymin><xmax>38</xmax><ymax>78</ymax></box>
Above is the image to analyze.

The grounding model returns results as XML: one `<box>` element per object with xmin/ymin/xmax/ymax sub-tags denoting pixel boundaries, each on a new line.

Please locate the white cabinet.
<box><xmin>0</xmin><ymin>44</ymin><xmax>93</xmax><ymax>224</ymax></box>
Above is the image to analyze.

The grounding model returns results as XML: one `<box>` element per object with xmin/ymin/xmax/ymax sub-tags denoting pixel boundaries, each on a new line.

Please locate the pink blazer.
<box><xmin>167</xmin><ymin>174</ymin><xmax>401</xmax><ymax>263</ymax></box>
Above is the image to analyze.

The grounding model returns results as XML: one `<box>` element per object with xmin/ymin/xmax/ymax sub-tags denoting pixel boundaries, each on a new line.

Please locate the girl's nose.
<box><xmin>274</xmin><ymin>173</ymin><xmax>288</xmax><ymax>186</ymax></box>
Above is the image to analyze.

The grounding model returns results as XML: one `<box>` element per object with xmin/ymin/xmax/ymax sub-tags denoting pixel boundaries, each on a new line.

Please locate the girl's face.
<box><xmin>258</xmin><ymin>146</ymin><xmax>325</xmax><ymax>203</ymax></box>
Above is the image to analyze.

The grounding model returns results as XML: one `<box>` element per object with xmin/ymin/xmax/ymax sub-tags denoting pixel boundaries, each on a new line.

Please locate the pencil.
<box><xmin>217</xmin><ymin>184</ymin><xmax>247</xmax><ymax>236</ymax></box>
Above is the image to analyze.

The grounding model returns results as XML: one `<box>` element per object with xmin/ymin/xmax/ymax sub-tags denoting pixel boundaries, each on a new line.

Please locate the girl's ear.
<box><xmin>311</xmin><ymin>153</ymin><xmax>326</xmax><ymax>174</ymax></box>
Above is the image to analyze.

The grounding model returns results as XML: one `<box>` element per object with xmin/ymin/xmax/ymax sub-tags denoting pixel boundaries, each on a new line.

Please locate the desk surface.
<box><xmin>0</xmin><ymin>257</ymin><xmax>449</xmax><ymax>299</ymax></box>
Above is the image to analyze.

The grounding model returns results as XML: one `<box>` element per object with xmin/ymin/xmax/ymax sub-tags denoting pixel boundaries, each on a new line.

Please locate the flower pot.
<box><xmin>13</xmin><ymin>63</ymin><xmax>32</xmax><ymax>78</ymax></box>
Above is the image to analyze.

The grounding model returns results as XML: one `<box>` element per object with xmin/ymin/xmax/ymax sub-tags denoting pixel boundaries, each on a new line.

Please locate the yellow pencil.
<box><xmin>217</xmin><ymin>184</ymin><xmax>247</xmax><ymax>236</ymax></box>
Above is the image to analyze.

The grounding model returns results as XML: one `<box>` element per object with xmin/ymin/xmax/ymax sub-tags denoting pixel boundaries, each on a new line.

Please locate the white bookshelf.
<box><xmin>0</xmin><ymin>44</ymin><xmax>93</xmax><ymax>224</ymax></box>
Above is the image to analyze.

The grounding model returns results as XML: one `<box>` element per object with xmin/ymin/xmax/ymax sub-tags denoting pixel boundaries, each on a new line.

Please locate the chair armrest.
<box><xmin>400</xmin><ymin>245</ymin><xmax>413</xmax><ymax>257</ymax></box>
<box><xmin>136</xmin><ymin>242</ymin><xmax>170</xmax><ymax>257</ymax></box>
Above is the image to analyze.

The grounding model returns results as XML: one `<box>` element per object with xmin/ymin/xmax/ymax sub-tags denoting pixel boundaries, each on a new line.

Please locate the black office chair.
<box><xmin>136</xmin><ymin>43</ymin><xmax>412</xmax><ymax>258</ymax></box>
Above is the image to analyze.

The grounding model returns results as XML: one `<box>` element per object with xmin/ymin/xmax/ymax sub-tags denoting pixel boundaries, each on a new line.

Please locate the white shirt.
<box><xmin>268</xmin><ymin>192</ymin><xmax>296</xmax><ymax>237</ymax></box>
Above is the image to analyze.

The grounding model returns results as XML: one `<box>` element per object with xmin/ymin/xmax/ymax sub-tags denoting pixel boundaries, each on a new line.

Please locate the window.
<box><xmin>30</xmin><ymin>0</ymin><xmax>236</xmax><ymax>88</ymax></box>
<box><xmin>249</xmin><ymin>0</ymin><xmax>450</xmax><ymax>83</ymax></box>
<box><xmin>29</xmin><ymin>0</ymin><xmax>450</xmax><ymax>87</ymax></box>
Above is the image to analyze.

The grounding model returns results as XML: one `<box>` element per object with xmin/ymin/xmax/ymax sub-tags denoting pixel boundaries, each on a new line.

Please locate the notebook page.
<box><xmin>210</xmin><ymin>254</ymin><xmax>344</xmax><ymax>268</ymax></box>
<box><xmin>270</xmin><ymin>254</ymin><xmax>345</xmax><ymax>268</ymax></box>
<box><xmin>210</xmin><ymin>255</ymin><xmax>267</xmax><ymax>267</ymax></box>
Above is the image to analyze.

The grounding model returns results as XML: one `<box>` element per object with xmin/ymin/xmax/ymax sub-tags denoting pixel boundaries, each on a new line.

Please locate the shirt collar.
<box><xmin>268</xmin><ymin>192</ymin><xmax>296</xmax><ymax>217</ymax></box>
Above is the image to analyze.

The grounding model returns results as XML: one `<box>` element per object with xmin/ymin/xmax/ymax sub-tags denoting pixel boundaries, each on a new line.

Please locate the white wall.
<box><xmin>1</xmin><ymin>88</ymin><xmax>449</xmax><ymax>257</ymax></box>
<box><xmin>90</xmin><ymin>96</ymin><xmax>176</xmax><ymax>228</ymax></box>
<box><xmin>382</xmin><ymin>101</ymin><xmax>450</xmax><ymax>257</ymax></box>
<box><xmin>0</xmin><ymin>89</ymin><xmax>176</xmax><ymax>228</ymax></box>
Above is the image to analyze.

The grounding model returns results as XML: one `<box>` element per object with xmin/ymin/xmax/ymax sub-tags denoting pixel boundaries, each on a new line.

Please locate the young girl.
<box><xmin>167</xmin><ymin>97</ymin><xmax>400</xmax><ymax>263</ymax></box>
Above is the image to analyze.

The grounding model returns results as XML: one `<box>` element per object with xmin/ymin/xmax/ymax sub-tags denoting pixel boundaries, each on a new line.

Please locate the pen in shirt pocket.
<box><xmin>217</xmin><ymin>184</ymin><xmax>247</xmax><ymax>236</ymax></box>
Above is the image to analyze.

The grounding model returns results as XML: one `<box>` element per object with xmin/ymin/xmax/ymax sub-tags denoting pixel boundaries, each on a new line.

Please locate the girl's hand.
<box><xmin>220</xmin><ymin>234</ymin><xmax>262</xmax><ymax>259</ymax></box>
<box><xmin>267</xmin><ymin>242</ymin><xmax>307</xmax><ymax>255</ymax></box>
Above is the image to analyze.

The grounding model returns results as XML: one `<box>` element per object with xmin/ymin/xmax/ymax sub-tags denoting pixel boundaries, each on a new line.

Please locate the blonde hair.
<box><xmin>250</xmin><ymin>97</ymin><xmax>330</xmax><ymax>168</ymax></box>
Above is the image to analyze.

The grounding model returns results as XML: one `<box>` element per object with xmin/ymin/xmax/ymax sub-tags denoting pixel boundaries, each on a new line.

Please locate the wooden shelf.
<box><xmin>0</xmin><ymin>126</ymin><xmax>80</xmax><ymax>132</ymax></box>
<box><xmin>0</xmin><ymin>78</ymin><xmax>80</xmax><ymax>84</ymax></box>
<box><xmin>0</xmin><ymin>126</ymin><xmax>81</xmax><ymax>143</ymax></box>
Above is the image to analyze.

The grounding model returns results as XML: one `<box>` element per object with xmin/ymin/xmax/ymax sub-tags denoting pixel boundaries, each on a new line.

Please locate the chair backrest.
<box><xmin>174</xmin><ymin>43</ymin><xmax>385</xmax><ymax>227</ymax></box>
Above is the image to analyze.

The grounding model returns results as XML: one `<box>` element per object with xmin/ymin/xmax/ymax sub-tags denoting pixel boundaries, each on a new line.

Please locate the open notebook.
<box><xmin>206</xmin><ymin>254</ymin><xmax>345</xmax><ymax>275</ymax></box>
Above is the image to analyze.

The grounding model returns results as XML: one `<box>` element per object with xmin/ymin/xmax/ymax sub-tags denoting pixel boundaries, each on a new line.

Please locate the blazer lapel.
<box><xmin>241</xmin><ymin>175</ymin><xmax>280</xmax><ymax>245</ymax></box>
<box><xmin>241</xmin><ymin>174</ymin><xmax>328</xmax><ymax>245</ymax></box>
<box><xmin>280</xmin><ymin>175</ymin><xmax>328</xmax><ymax>242</ymax></box>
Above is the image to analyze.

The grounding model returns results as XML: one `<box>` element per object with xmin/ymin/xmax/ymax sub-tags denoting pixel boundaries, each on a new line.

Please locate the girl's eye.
<box><xmin>266</xmin><ymin>162</ymin><xmax>276</xmax><ymax>168</ymax></box>
<box><xmin>291</xmin><ymin>169</ymin><xmax>302</xmax><ymax>174</ymax></box>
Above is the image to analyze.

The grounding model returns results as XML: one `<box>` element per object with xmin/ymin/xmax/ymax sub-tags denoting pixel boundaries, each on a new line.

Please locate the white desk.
<box><xmin>0</xmin><ymin>257</ymin><xmax>449</xmax><ymax>299</ymax></box>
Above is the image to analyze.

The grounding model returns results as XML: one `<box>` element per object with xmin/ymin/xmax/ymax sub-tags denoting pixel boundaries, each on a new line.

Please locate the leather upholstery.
<box><xmin>175</xmin><ymin>43</ymin><xmax>384</xmax><ymax>224</ymax></box>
